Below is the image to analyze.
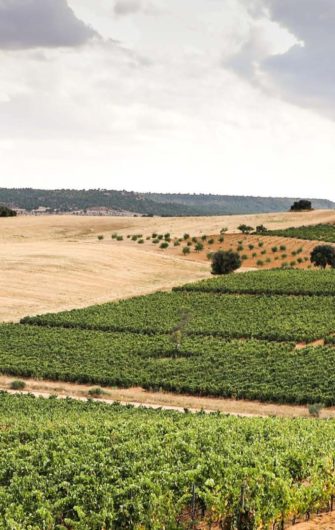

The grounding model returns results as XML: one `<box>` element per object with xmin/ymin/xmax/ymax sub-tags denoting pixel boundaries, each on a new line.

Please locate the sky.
<box><xmin>0</xmin><ymin>0</ymin><xmax>335</xmax><ymax>199</ymax></box>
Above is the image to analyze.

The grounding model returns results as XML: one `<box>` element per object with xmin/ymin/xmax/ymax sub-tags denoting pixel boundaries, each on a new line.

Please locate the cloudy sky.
<box><xmin>1</xmin><ymin>0</ymin><xmax>335</xmax><ymax>199</ymax></box>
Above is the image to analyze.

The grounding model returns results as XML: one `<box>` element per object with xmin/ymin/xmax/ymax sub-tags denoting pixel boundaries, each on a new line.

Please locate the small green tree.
<box><xmin>255</xmin><ymin>225</ymin><xmax>268</xmax><ymax>234</ymax></box>
<box><xmin>290</xmin><ymin>200</ymin><xmax>312</xmax><ymax>212</ymax></box>
<box><xmin>182</xmin><ymin>246</ymin><xmax>191</xmax><ymax>255</ymax></box>
<box><xmin>211</xmin><ymin>250</ymin><xmax>241</xmax><ymax>275</ymax></box>
<box><xmin>310</xmin><ymin>245</ymin><xmax>335</xmax><ymax>269</ymax></box>
<box><xmin>170</xmin><ymin>310</ymin><xmax>191</xmax><ymax>352</ymax></box>
<box><xmin>194</xmin><ymin>242</ymin><xmax>204</xmax><ymax>252</ymax></box>
<box><xmin>238</xmin><ymin>224</ymin><xmax>254</xmax><ymax>234</ymax></box>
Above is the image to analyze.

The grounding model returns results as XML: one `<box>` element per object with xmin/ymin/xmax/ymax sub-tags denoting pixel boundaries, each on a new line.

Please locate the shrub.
<box><xmin>183</xmin><ymin>246</ymin><xmax>191</xmax><ymax>255</ymax></box>
<box><xmin>238</xmin><ymin>224</ymin><xmax>254</xmax><ymax>234</ymax></box>
<box><xmin>208</xmin><ymin>239</ymin><xmax>215</xmax><ymax>245</ymax></box>
<box><xmin>138</xmin><ymin>239</ymin><xmax>144</xmax><ymax>244</ymax></box>
<box><xmin>0</xmin><ymin>205</ymin><xmax>17</xmax><ymax>217</ymax></box>
<box><xmin>183</xmin><ymin>233</ymin><xmax>190</xmax><ymax>240</ymax></box>
<box><xmin>290</xmin><ymin>200</ymin><xmax>312</xmax><ymax>212</ymax></box>
<box><xmin>97</xmin><ymin>235</ymin><xmax>104</xmax><ymax>241</ymax></box>
<box><xmin>310</xmin><ymin>245</ymin><xmax>335</xmax><ymax>269</ymax></box>
<box><xmin>248</xmin><ymin>244</ymin><xmax>254</xmax><ymax>251</ymax></box>
<box><xmin>218</xmin><ymin>236</ymin><xmax>224</xmax><ymax>243</ymax></box>
<box><xmin>88</xmin><ymin>387</ymin><xmax>105</xmax><ymax>397</ymax></box>
<box><xmin>290</xmin><ymin>261</ymin><xmax>297</xmax><ymax>267</ymax></box>
<box><xmin>174</xmin><ymin>240</ymin><xmax>180</xmax><ymax>247</ymax></box>
<box><xmin>116</xmin><ymin>236</ymin><xmax>123</xmax><ymax>241</ymax></box>
<box><xmin>280</xmin><ymin>245</ymin><xmax>287</xmax><ymax>251</ymax></box>
<box><xmin>211</xmin><ymin>250</ymin><xmax>241</xmax><ymax>275</ymax></box>
<box><xmin>308</xmin><ymin>403</ymin><xmax>324</xmax><ymax>418</ymax></box>
<box><xmin>10</xmin><ymin>380</ymin><xmax>26</xmax><ymax>390</ymax></box>
<box><xmin>255</xmin><ymin>225</ymin><xmax>268</xmax><ymax>234</ymax></box>
<box><xmin>111</xmin><ymin>233</ymin><xmax>118</xmax><ymax>239</ymax></box>
<box><xmin>271</xmin><ymin>246</ymin><xmax>278</xmax><ymax>253</ymax></box>
<box><xmin>157</xmin><ymin>235</ymin><xmax>164</xmax><ymax>240</ymax></box>
<box><xmin>297</xmin><ymin>257</ymin><xmax>304</xmax><ymax>264</ymax></box>
<box><xmin>241</xmin><ymin>254</ymin><xmax>248</xmax><ymax>261</ymax></box>
<box><xmin>131</xmin><ymin>235</ymin><xmax>138</xmax><ymax>241</ymax></box>
<box><xmin>152</xmin><ymin>233</ymin><xmax>158</xmax><ymax>239</ymax></box>
<box><xmin>201</xmin><ymin>235</ymin><xmax>207</xmax><ymax>241</ymax></box>
<box><xmin>252</xmin><ymin>252</ymin><xmax>257</xmax><ymax>258</ymax></box>
<box><xmin>237</xmin><ymin>245</ymin><xmax>244</xmax><ymax>251</ymax></box>
<box><xmin>152</xmin><ymin>239</ymin><xmax>159</xmax><ymax>244</ymax></box>
<box><xmin>195</xmin><ymin>242</ymin><xmax>204</xmax><ymax>252</ymax></box>
<box><xmin>256</xmin><ymin>260</ymin><xmax>264</xmax><ymax>267</ymax></box>
<box><xmin>207</xmin><ymin>252</ymin><xmax>214</xmax><ymax>260</ymax></box>
<box><xmin>187</xmin><ymin>241</ymin><xmax>192</xmax><ymax>247</ymax></box>
<box><xmin>164</xmin><ymin>233</ymin><xmax>171</xmax><ymax>240</ymax></box>
<box><xmin>160</xmin><ymin>242</ymin><xmax>169</xmax><ymax>249</ymax></box>
<box><xmin>261</xmin><ymin>250</ymin><xmax>267</xmax><ymax>255</ymax></box>
<box><xmin>281</xmin><ymin>254</ymin><xmax>287</xmax><ymax>259</ymax></box>
<box><xmin>258</xmin><ymin>241</ymin><xmax>264</xmax><ymax>248</ymax></box>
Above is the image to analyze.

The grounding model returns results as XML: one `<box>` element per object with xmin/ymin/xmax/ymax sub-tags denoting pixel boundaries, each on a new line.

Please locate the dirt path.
<box><xmin>2</xmin><ymin>375</ymin><xmax>335</xmax><ymax>418</ymax></box>
<box><xmin>287</xmin><ymin>512</ymin><xmax>335</xmax><ymax>530</ymax></box>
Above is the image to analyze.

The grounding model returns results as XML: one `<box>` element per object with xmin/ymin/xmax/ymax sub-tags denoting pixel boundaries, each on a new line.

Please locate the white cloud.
<box><xmin>1</xmin><ymin>0</ymin><xmax>335</xmax><ymax>200</ymax></box>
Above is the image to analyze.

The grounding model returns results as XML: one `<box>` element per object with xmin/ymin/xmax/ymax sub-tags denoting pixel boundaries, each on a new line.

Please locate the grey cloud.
<box><xmin>114</xmin><ymin>0</ymin><xmax>142</xmax><ymax>15</ymax></box>
<box><xmin>232</xmin><ymin>0</ymin><xmax>335</xmax><ymax>116</ymax></box>
<box><xmin>0</xmin><ymin>0</ymin><xmax>99</xmax><ymax>49</ymax></box>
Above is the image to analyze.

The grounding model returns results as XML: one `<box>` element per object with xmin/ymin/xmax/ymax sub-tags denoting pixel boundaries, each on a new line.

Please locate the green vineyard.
<box><xmin>2</xmin><ymin>324</ymin><xmax>335</xmax><ymax>404</ymax></box>
<box><xmin>266</xmin><ymin>223</ymin><xmax>335</xmax><ymax>243</ymax></box>
<box><xmin>22</xmin><ymin>290</ymin><xmax>335</xmax><ymax>342</ymax></box>
<box><xmin>174</xmin><ymin>269</ymin><xmax>335</xmax><ymax>296</ymax></box>
<box><xmin>1</xmin><ymin>394</ymin><xmax>335</xmax><ymax>530</ymax></box>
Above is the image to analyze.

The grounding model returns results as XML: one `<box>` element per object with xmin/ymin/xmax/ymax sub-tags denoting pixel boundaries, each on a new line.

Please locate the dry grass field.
<box><xmin>1</xmin><ymin>209</ymin><xmax>335</xmax><ymax>322</ymax></box>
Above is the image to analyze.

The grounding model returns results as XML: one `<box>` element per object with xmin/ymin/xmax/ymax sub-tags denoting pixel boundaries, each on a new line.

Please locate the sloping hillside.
<box><xmin>1</xmin><ymin>188</ymin><xmax>334</xmax><ymax>216</ymax></box>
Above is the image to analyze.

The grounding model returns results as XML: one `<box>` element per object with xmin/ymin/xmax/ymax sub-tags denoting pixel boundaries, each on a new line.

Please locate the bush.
<box><xmin>131</xmin><ymin>235</ymin><xmax>138</xmax><ymax>241</ymax></box>
<box><xmin>310</xmin><ymin>245</ymin><xmax>335</xmax><ymax>269</ymax></box>
<box><xmin>218</xmin><ymin>236</ymin><xmax>224</xmax><ymax>243</ymax></box>
<box><xmin>195</xmin><ymin>242</ymin><xmax>204</xmax><ymax>252</ymax></box>
<box><xmin>183</xmin><ymin>233</ymin><xmax>190</xmax><ymax>240</ymax></box>
<box><xmin>256</xmin><ymin>260</ymin><xmax>264</xmax><ymax>267</ymax></box>
<box><xmin>88</xmin><ymin>387</ymin><xmax>105</xmax><ymax>397</ymax></box>
<box><xmin>138</xmin><ymin>239</ymin><xmax>144</xmax><ymax>244</ymax></box>
<box><xmin>308</xmin><ymin>403</ymin><xmax>324</xmax><ymax>418</ymax></box>
<box><xmin>248</xmin><ymin>244</ymin><xmax>254</xmax><ymax>251</ymax></box>
<box><xmin>238</xmin><ymin>224</ymin><xmax>254</xmax><ymax>234</ymax></box>
<box><xmin>152</xmin><ymin>233</ymin><xmax>158</xmax><ymax>239</ymax></box>
<box><xmin>208</xmin><ymin>239</ymin><xmax>215</xmax><ymax>245</ymax></box>
<box><xmin>252</xmin><ymin>252</ymin><xmax>257</xmax><ymax>258</ymax></box>
<box><xmin>201</xmin><ymin>235</ymin><xmax>207</xmax><ymax>241</ymax></box>
<box><xmin>211</xmin><ymin>250</ymin><xmax>241</xmax><ymax>275</ymax></box>
<box><xmin>237</xmin><ymin>245</ymin><xmax>244</xmax><ymax>251</ymax></box>
<box><xmin>280</xmin><ymin>245</ymin><xmax>287</xmax><ymax>251</ymax></box>
<box><xmin>174</xmin><ymin>240</ymin><xmax>180</xmax><ymax>247</ymax></box>
<box><xmin>255</xmin><ymin>225</ymin><xmax>268</xmax><ymax>234</ymax></box>
<box><xmin>271</xmin><ymin>246</ymin><xmax>278</xmax><ymax>253</ymax></box>
<box><xmin>10</xmin><ymin>380</ymin><xmax>26</xmax><ymax>390</ymax></box>
<box><xmin>116</xmin><ymin>236</ymin><xmax>123</xmax><ymax>241</ymax></box>
<box><xmin>152</xmin><ymin>239</ymin><xmax>159</xmax><ymax>244</ymax></box>
<box><xmin>160</xmin><ymin>242</ymin><xmax>169</xmax><ymax>249</ymax></box>
<box><xmin>241</xmin><ymin>254</ymin><xmax>248</xmax><ymax>261</ymax></box>
<box><xmin>207</xmin><ymin>252</ymin><xmax>214</xmax><ymax>260</ymax></box>
<box><xmin>290</xmin><ymin>200</ymin><xmax>312</xmax><ymax>212</ymax></box>
<box><xmin>0</xmin><ymin>205</ymin><xmax>17</xmax><ymax>217</ymax></box>
<box><xmin>261</xmin><ymin>250</ymin><xmax>267</xmax><ymax>255</ymax></box>
<box><xmin>97</xmin><ymin>235</ymin><xmax>104</xmax><ymax>241</ymax></box>
<box><xmin>258</xmin><ymin>241</ymin><xmax>264</xmax><ymax>248</ymax></box>
<box><xmin>182</xmin><ymin>246</ymin><xmax>191</xmax><ymax>255</ymax></box>
<box><xmin>111</xmin><ymin>233</ymin><xmax>118</xmax><ymax>239</ymax></box>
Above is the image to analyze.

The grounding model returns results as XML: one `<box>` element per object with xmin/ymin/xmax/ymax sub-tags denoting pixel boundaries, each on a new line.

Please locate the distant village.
<box><xmin>13</xmin><ymin>206</ymin><xmax>142</xmax><ymax>217</ymax></box>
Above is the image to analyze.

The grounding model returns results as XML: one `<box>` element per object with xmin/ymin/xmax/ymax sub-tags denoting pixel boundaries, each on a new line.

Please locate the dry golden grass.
<box><xmin>1</xmin><ymin>209</ymin><xmax>335</xmax><ymax>322</ymax></box>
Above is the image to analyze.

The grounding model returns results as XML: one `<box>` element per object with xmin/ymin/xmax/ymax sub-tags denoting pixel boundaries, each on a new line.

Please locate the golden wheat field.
<box><xmin>1</xmin><ymin>209</ymin><xmax>335</xmax><ymax>322</ymax></box>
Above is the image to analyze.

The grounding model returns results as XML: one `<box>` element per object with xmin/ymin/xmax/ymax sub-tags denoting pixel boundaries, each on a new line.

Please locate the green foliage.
<box><xmin>10</xmin><ymin>380</ymin><xmax>26</xmax><ymax>390</ymax></box>
<box><xmin>238</xmin><ymin>224</ymin><xmax>254</xmax><ymax>234</ymax></box>
<box><xmin>1</xmin><ymin>394</ymin><xmax>335</xmax><ymax>528</ymax></box>
<box><xmin>194</xmin><ymin>242</ymin><xmax>204</xmax><ymax>252</ymax></box>
<box><xmin>160</xmin><ymin>242</ymin><xmax>169</xmax><ymax>249</ymax></box>
<box><xmin>310</xmin><ymin>245</ymin><xmax>335</xmax><ymax>269</ymax></box>
<box><xmin>88</xmin><ymin>387</ymin><xmax>106</xmax><ymax>397</ymax></box>
<box><xmin>3</xmin><ymin>325</ymin><xmax>335</xmax><ymax>404</ymax></box>
<box><xmin>0</xmin><ymin>205</ymin><xmax>16</xmax><ymax>217</ymax></box>
<box><xmin>255</xmin><ymin>225</ymin><xmax>268</xmax><ymax>234</ymax></box>
<box><xmin>290</xmin><ymin>199</ymin><xmax>312</xmax><ymax>212</ymax></box>
<box><xmin>97</xmin><ymin>235</ymin><xmax>104</xmax><ymax>241</ymax></box>
<box><xmin>116</xmin><ymin>235</ymin><xmax>123</xmax><ymax>241</ymax></box>
<box><xmin>308</xmin><ymin>403</ymin><xmax>324</xmax><ymax>418</ymax></box>
<box><xmin>182</xmin><ymin>246</ymin><xmax>191</xmax><ymax>255</ymax></box>
<box><xmin>174</xmin><ymin>269</ymin><xmax>335</xmax><ymax>296</ymax></box>
<box><xmin>211</xmin><ymin>251</ymin><xmax>241</xmax><ymax>275</ymax></box>
<box><xmin>266</xmin><ymin>224</ymin><xmax>335</xmax><ymax>243</ymax></box>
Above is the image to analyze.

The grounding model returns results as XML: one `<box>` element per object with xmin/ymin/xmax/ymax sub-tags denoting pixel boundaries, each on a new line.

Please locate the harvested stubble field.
<box><xmin>1</xmin><ymin>209</ymin><xmax>335</xmax><ymax>322</ymax></box>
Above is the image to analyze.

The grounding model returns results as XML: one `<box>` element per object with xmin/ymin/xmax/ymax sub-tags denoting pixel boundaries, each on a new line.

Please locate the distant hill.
<box><xmin>1</xmin><ymin>188</ymin><xmax>334</xmax><ymax>217</ymax></box>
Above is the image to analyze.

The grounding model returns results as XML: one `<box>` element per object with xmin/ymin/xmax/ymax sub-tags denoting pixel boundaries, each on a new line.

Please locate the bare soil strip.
<box><xmin>2</xmin><ymin>376</ymin><xmax>335</xmax><ymax>418</ymax></box>
<box><xmin>286</xmin><ymin>512</ymin><xmax>335</xmax><ymax>530</ymax></box>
